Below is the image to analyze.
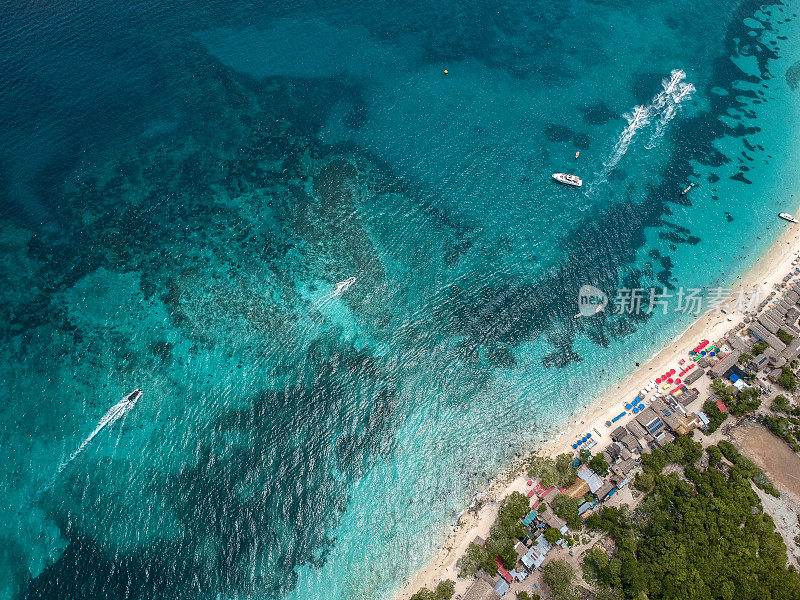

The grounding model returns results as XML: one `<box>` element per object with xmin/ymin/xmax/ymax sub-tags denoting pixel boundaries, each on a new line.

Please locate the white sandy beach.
<box><xmin>395</xmin><ymin>210</ymin><xmax>800</xmax><ymax>600</ymax></box>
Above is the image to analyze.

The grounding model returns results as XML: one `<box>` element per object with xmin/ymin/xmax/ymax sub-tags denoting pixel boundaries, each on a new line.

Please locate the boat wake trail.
<box><xmin>589</xmin><ymin>69</ymin><xmax>695</xmax><ymax>193</ymax></box>
<box><xmin>38</xmin><ymin>393</ymin><xmax>137</xmax><ymax>495</ymax></box>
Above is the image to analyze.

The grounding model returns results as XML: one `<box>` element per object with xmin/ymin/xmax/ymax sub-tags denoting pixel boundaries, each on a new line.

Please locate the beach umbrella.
<box><xmin>669</xmin><ymin>369</ymin><xmax>676</xmax><ymax>375</ymax></box>
<box><xmin>667</xmin><ymin>378</ymin><xmax>674</xmax><ymax>384</ymax></box>
<box><xmin>625</xmin><ymin>403</ymin><xmax>632</xmax><ymax>410</ymax></box>
<box><xmin>639</xmin><ymin>404</ymin><xmax>645</xmax><ymax>410</ymax></box>
<box><xmin>633</xmin><ymin>407</ymin><xmax>640</xmax><ymax>414</ymax></box>
<box><xmin>586</xmin><ymin>433</ymin><xmax>592</xmax><ymax>438</ymax></box>
<box><xmin>675</xmin><ymin>378</ymin><xmax>681</xmax><ymax>384</ymax></box>
<box><xmin>572</xmin><ymin>444</ymin><xmax>578</xmax><ymax>449</ymax></box>
<box><xmin>701</xmin><ymin>351</ymin><xmax>706</xmax><ymax>356</ymax></box>
<box><xmin>527</xmin><ymin>480</ymin><xmax>533</xmax><ymax>486</ymax></box>
<box><xmin>689</xmin><ymin>351</ymin><xmax>695</xmax><ymax>355</ymax></box>
<box><xmin>577</xmin><ymin>439</ymin><xmax>582</xmax><ymax>445</ymax></box>
<box><xmin>581</xmin><ymin>436</ymin><xmax>588</xmax><ymax>443</ymax></box>
<box><xmin>655</xmin><ymin>378</ymin><xmax>661</xmax><ymax>384</ymax></box>
<box><xmin>710</xmin><ymin>351</ymin><xmax>716</xmax><ymax>356</ymax></box>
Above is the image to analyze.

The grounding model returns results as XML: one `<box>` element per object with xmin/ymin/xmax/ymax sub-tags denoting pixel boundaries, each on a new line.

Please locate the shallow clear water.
<box><xmin>1</xmin><ymin>0</ymin><xmax>799</xmax><ymax>599</ymax></box>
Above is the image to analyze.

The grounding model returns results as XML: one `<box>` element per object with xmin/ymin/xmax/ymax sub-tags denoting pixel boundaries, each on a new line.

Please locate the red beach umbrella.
<box><xmin>655</xmin><ymin>378</ymin><xmax>661</xmax><ymax>384</ymax></box>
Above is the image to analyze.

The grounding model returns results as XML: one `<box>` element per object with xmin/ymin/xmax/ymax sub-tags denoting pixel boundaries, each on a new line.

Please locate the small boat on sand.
<box><xmin>552</xmin><ymin>173</ymin><xmax>583</xmax><ymax>187</ymax></box>
<box><xmin>779</xmin><ymin>212</ymin><xmax>800</xmax><ymax>224</ymax></box>
<box><xmin>680</xmin><ymin>182</ymin><xmax>695</xmax><ymax>196</ymax></box>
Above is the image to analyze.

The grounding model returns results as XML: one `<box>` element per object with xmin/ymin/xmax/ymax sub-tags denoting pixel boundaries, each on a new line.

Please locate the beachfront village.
<box><xmin>406</xmin><ymin>263</ymin><xmax>800</xmax><ymax>600</ymax></box>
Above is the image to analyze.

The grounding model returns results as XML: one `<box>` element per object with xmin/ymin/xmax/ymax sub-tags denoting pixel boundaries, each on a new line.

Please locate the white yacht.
<box><xmin>779</xmin><ymin>213</ymin><xmax>799</xmax><ymax>224</ymax></box>
<box><xmin>552</xmin><ymin>173</ymin><xmax>583</xmax><ymax>187</ymax></box>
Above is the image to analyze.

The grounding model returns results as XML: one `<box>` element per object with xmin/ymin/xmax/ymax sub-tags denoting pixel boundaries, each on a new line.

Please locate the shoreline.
<box><xmin>394</xmin><ymin>207</ymin><xmax>800</xmax><ymax>600</ymax></box>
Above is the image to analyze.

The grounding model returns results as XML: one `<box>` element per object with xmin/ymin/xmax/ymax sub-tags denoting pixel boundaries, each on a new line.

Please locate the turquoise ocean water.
<box><xmin>1</xmin><ymin>1</ymin><xmax>800</xmax><ymax>599</ymax></box>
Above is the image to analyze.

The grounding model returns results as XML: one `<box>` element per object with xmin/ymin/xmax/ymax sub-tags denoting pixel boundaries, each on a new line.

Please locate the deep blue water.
<box><xmin>1</xmin><ymin>0</ymin><xmax>800</xmax><ymax>599</ymax></box>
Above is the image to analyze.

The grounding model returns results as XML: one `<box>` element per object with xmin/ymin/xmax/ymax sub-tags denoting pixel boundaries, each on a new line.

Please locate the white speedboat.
<box><xmin>779</xmin><ymin>213</ymin><xmax>799</xmax><ymax>224</ymax></box>
<box><xmin>332</xmin><ymin>277</ymin><xmax>356</xmax><ymax>297</ymax></box>
<box><xmin>122</xmin><ymin>389</ymin><xmax>142</xmax><ymax>409</ymax></box>
<box><xmin>552</xmin><ymin>173</ymin><xmax>583</xmax><ymax>187</ymax></box>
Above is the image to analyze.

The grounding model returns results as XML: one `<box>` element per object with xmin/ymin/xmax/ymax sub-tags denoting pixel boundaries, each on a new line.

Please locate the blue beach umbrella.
<box><xmin>633</xmin><ymin>407</ymin><xmax>640</xmax><ymax>414</ymax></box>
<box><xmin>581</xmin><ymin>436</ymin><xmax>588</xmax><ymax>443</ymax></box>
<box><xmin>625</xmin><ymin>403</ymin><xmax>632</xmax><ymax>410</ymax></box>
<box><xmin>573</xmin><ymin>444</ymin><xmax>578</xmax><ymax>449</ymax></box>
<box><xmin>577</xmin><ymin>439</ymin><xmax>583</xmax><ymax>445</ymax></box>
<box><xmin>639</xmin><ymin>404</ymin><xmax>645</xmax><ymax>410</ymax></box>
<box><xmin>701</xmin><ymin>351</ymin><xmax>706</xmax><ymax>356</ymax></box>
<box><xmin>710</xmin><ymin>351</ymin><xmax>716</xmax><ymax>357</ymax></box>
<box><xmin>586</xmin><ymin>433</ymin><xmax>592</xmax><ymax>438</ymax></box>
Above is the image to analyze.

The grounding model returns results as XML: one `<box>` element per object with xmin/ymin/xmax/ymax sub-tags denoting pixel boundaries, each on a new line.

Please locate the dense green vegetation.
<box><xmin>528</xmin><ymin>454</ymin><xmax>577</xmax><ymax>488</ymax></box>
<box><xmin>772</xmin><ymin>394</ymin><xmax>792</xmax><ymax>413</ymax></box>
<box><xmin>589</xmin><ymin>454</ymin><xmax>609</xmax><ymax>477</ymax></box>
<box><xmin>762</xmin><ymin>414</ymin><xmax>800</xmax><ymax>452</ymax></box>
<box><xmin>701</xmin><ymin>399</ymin><xmax>727</xmax><ymax>434</ymax></box>
<box><xmin>709</xmin><ymin>378</ymin><xmax>761</xmax><ymax>416</ymax></box>
<box><xmin>777</xmin><ymin>329</ymin><xmax>795</xmax><ymax>345</ymax></box>
<box><xmin>543</xmin><ymin>559</ymin><xmax>578</xmax><ymax>600</ymax></box>
<box><xmin>778</xmin><ymin>366</ymin><xmax>798</xmax><ymax>392</ymax></box>
<box><xmin>728</xmin><ymin>386</ymin><xmax>761</xmax><ymax>416</ymax></box>
<box><xmin>456</xmin><ymin>491</ymin><xmax>530</xmax><ymax>576</ymax></box>
<box><xmin>583</xmin><ymin>443</ymin><xmax>800</xmax><ymax>600</ymax></box>
<box><xmin>409</xmin><ymin>580</ymin><xmax>455</xmax><ymax>600</ymax></box>
<box><xmin>544</xmin><ymin>526</ymin><xmax>562</xmax><ymax>544</ymax></box>
<box><xmin>752</xmin><ymin>340</ymin><xmax>769</xmax><ymax>355</ymax></box>
<box><xmin>716</xmin><ymin>440</ymin><xmax>780</xmax><ymax>497</ymax></box>
<box><xmin>706</xmin><ymin>445</ymin><xmax>722</xmax><ymax>467</ymax></box>
<box><xmin>551</xmin><ymin>494</ymin><xmax>582</xmax><ymax>530</ymax></box>
<box><xmin>633</xmin><ymin>434</ymin><xmax>703</xmax><ymax>492</ymax></box>
<box><xmin>738</xmin><ymin>352</ymin><xmax>754</xmax><ymax>365</ymax></box>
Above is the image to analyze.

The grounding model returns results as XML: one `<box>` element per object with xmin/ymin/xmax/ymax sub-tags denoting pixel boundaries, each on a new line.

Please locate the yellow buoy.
<box><xmin>443</xmin><ymin>69</ymin><xmax>449</xmax><ymax>75</ymax></box>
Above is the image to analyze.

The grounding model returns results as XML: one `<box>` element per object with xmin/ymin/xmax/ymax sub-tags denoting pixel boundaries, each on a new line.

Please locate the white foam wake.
<box><xmin>39</xmin><ymin>397</ymin><xmax>132</xmax><ymax>494</ymax></box>
<box><xmin>589</xmin><ymin>69</ymin><xmax>695</xmax><ymax>191</ymax></box>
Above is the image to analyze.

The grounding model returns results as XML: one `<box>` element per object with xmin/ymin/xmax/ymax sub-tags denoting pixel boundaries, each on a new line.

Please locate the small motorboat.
<box><xmin>779</xmin><ymin>212</ymin><xmax>800</xmax><ymax>224</ymax></box>
<box><xmin>123</xmin><ymin>389</ymin><xmax>142</xmax><ymax>410</ymax></box>
<box><xmin>574</xmin><ymin>151</ymin><xmax>580</xmax><ymax>159</ymax></box>
<box><xmin>552</xmin><ymin>173</ymin><xmax>583</xmax><ymax>187</ymax></box>
<box><xmin>680</xmin><ymin>182</ymin><xmax>695</xmax><ymax>196</ymax></box>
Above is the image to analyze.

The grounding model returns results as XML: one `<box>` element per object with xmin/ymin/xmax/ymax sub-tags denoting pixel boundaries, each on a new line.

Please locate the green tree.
<box><xmin>701</xmin><ymin>399</ymin><xmax>728</xmax><ymax>434</ymax></box>
<box><xmin>589</xmin><ymin>453</ymin><xmax>610</xmax><ymax>477</ymax></box>
<box><xmin>579</xmin><ymin>448</ymin><xmax>592</xmax><ymax>463</ymax></box>
<box><xmin>728</xmin><ymin>386</ymin><xmax>761</xmax><ymax>416</ymax></box>
<box><xmin>752</xmin><ymin>340</ymin><xmax>769</xmax><ymax>355</ymax></box>
<box><xmin>433</xmin><ymin>579</ymin><xmax>455</xmax><ymax>600</ymax></box>
<box><xmin>706</xmin><ymin>445</ymin><xmax>722</xmax><ymax>467</ymax></box>
<box><xmin>457</xmin><ymin>543</ymin><xmax>489</xmax><ymax>577</ymax></box>
<box><xmin>778</xmin><ymin>329</ymin><xmax>794</xmax><ymax>345</ymax></box>
<box><xmin>543</xmin><ymin>559</ymin><xmax>577</xmax><ymax>600</ymax></box>
<box><xmin>772</xmin><ymin>394</ymin><xmax>791</xmax><ymax>413</ymax></box>
<box><xmin>738</xmin><ymin>353</ymin><xmax>754</xmax><ymax>365</ymax></box>
<box><xmin>633</xmin><ymin>470</ymin><xmax>654</xmax><ymax>492</ymax></box>
<box><xmin>551</xmin><ymin>494</ymin><xmax>582</xmax><ymax>530</ymax></box>
<box><xmin>555</xmin><ymin>453</ymin><xmax>578</xmax><ymax>487</ymax></box>
<box><xmin>778</xmin><ymin>367</ymin><xmax>797</xmax><ymax>392</ymax></box>
<box><xmin>544</xmin><ymin>526</ymin><xmax>562</xmax><ymax>544</ymax></box>
<box><xmin>528</xmin><ymin>455</ymin><xmax>555</xmax><ymax>480</ymax></box>
<box><xmin>410</xmin><ymin>589</ymin><xmax>434</xmax><ymax>600</ymax></box>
